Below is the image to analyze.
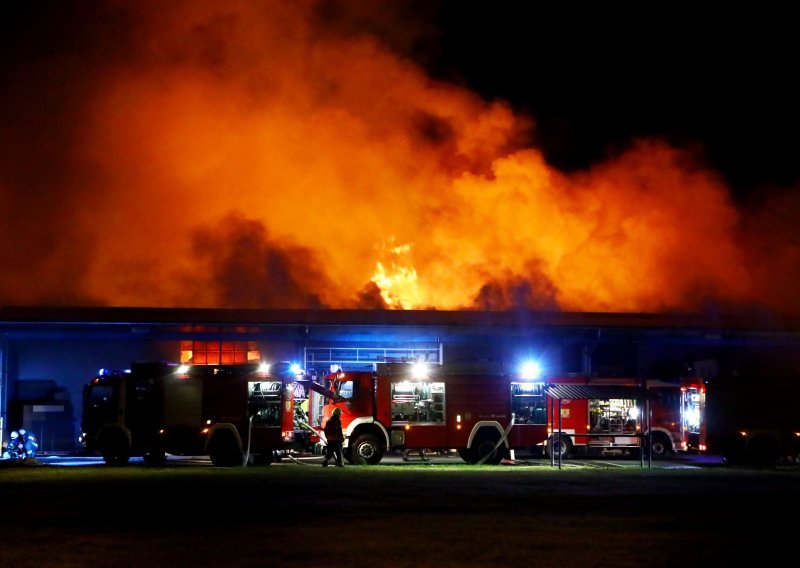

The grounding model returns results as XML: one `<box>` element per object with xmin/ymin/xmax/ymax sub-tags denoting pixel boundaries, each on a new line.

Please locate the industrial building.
<box><xmin>2</xmin><ymin>306</ymin><xmax>800</xmax><ymax>453</ymax></box>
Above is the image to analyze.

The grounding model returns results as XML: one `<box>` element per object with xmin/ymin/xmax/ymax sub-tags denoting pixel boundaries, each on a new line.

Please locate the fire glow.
<box><xmin>1</xmin><ymin>1</ymin><xmax>799</xmax><ymax>316</ymax></box>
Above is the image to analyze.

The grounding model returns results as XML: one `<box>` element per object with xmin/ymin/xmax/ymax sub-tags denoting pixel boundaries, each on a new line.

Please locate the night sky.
<box><xmin>428</xmin><ymin>2</ymin><xmax>800</xmax><ymax>199</ymax></box>
<box><xmin>2</xmin><ymin>1</ymin><xmax>799</xmax><ymax>315</ymax></box>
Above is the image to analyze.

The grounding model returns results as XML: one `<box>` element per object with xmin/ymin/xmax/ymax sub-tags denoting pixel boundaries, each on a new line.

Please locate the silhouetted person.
<box><xmin>322</xmin><ymin>407</ymin><xmax>344</xmax><ymax>467</ymax></box>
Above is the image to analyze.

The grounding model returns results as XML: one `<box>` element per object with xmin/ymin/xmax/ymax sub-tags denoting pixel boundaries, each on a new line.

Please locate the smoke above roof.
<box><xmin>1</xmin><ymin>1</ymin><xmax>798</xmax><ymax>316</ymax></box>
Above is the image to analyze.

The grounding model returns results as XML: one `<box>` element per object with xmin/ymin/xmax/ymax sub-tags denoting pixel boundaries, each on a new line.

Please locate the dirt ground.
<box><xmin>1</xmin><ymin>460</ymin><xmax>798</xmax><ymax>567</ymax></box>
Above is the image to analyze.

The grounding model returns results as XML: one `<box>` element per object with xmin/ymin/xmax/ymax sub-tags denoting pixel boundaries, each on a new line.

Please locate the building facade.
<box><xmin>2</xmin><ymin>306</ymin><xmax>799</xmax><ymax>453</ymax></box>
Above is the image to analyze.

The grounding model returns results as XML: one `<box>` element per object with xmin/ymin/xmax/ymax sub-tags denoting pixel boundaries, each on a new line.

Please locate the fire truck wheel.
<box><xmin>350</xmin><ymin>434</ymin><xmax>383</xmax><ymax>465</ymax></box>
<box><xmin>471</xmin><ymin>433</ymin><xmax>504</xmax><ymax>465</ymax></box>
<box><xmin>546</xmin><ymin>435</ymin><xmax>572</xmax><ymax>460</ymax></box>
<box><xmin>208</xmin><ymin>431</ymin><xmax>243</xmax><ymax>467</ymax></box>
<box><xmin>99</xmin><ymin>430</ymin><xmax>130</xmax><ymax>466</ymax></box>
<box><xmin>143</xmin><ymin>449</ymin><xmax>166</xmax><ymax>466</ymax></box>
<box><xmin>646</xmin><ymin>433</ymin><xmax>672</xmax><ymax>459</ymax></box>
<box><xmin>457</xmin><ymin>448</ymin><xmax>471</xmax><ymax>464</ymax></box>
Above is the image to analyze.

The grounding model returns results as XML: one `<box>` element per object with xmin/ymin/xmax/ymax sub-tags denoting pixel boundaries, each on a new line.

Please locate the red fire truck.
<box><xmin>543</xmin><ymin>375</ymin><xmax>707</xmax><ymax>459</ymax></box>
<box><xmin>646</xmin><ymin>377</ymin><xmax>707</xmax><ymax>456</ymax></box>
<box><xmin>80</xmin><ymin>361</ymin><xmax>315</xmax><ymax>466</ymax></box>
<box><xmin>307</xmin><ymin>361</ymin><xmax>553</xmax><ymax>465</ymax></box>
<box><xmin>307</xmin><ymin>363</ymin><xmax>707</xmax><ymax>464</ymax></box>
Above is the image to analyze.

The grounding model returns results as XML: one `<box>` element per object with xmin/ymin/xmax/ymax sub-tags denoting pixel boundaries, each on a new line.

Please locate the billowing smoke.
<box><xmin>1</xmin><ymin>1</ymin><xmax>798</xmax><ymax>316</ymax></box>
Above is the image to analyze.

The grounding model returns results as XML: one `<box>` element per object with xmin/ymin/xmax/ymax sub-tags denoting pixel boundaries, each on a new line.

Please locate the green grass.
<box><xmin>2</xmin><ymin>462</ymin><xmax>799</xmax><ymax>567</ymax></box>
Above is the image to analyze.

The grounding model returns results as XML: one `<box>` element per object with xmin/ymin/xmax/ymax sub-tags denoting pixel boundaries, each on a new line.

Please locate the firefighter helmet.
<box><xmin>332</xmin><ymin>407</ymin><xmax>342</xmax><ymax>416</ymax></box>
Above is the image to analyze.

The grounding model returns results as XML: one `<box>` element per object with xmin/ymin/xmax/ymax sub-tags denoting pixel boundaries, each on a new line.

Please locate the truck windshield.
<box><xmin>86</xmin><ymin>385</ymin><xmax>115</xmax><ymax>408</ymax></box>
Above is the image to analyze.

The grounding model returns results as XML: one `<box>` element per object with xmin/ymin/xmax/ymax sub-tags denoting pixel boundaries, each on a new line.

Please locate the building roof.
<box><xmin>0</xmin><ymin>305</ymin><xmax>796</xmax><ymax>330</ymax></box>
<box><xmin>1</xmin><ymin>306</ymin><xmax>800</xmax><ymax>347</ymax></box>
<box><xmin>545</xmin><ymin>384</ymin><xmax>658</xmax><ymax>401</ymax></box>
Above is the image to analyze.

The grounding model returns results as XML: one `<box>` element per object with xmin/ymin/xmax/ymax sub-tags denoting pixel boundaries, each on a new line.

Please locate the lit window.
<box><xmin>180</xmin><ymin>340</ymin><xmax>261</xmax><ymax>365</ymax></box>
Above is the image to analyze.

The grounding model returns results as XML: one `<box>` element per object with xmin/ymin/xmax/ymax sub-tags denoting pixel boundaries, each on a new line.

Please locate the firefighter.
<box><xmin>322</xmin><ymin>407</ymin><xmax>344</xmax><ymax>467</ymax></box>
<box><xmin>18</xmin><ymin>428</ymin><xmax>38</xmax><ymax>458</ymax></box>
<box><xmin>3</xmin><ymin>431</ymin><xmax>24</xmax><ymax>460</ymax></box>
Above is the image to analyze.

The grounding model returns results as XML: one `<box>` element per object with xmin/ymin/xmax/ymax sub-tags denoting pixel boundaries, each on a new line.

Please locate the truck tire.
<box><xmin>208</xmin><ymin>431</ymin><xmax>243</xmax><ymax>467</ymax></box>
<box><xmin>350</xmin><ymin>434</ymin><xmax>383</xmax><ymax>465</ymax></box>
<box><xmin>546</xmin><ymin>434</ymin><xmax>572</xmax><ymax>460</ymax></box>
<box><xmin>470</xmin><ymin>432</ymin><xmax>505</xmax><ymax>465</ymax></box>
<box><xmin>646</xmin><ymin>432</ymin><xmax>672</xmax><ymax>459</ymax></box>
<box><xmin>99</xmin><ymin>429</ymin><xmax>130</xmax><ymax>466</ymax></box>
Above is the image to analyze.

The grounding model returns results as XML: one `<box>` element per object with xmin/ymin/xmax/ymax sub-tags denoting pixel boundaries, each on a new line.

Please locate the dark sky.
<box><xmin>427</xmin><ymin>2</ymin><xmax>799</xmax><ymax>201</ymax></box>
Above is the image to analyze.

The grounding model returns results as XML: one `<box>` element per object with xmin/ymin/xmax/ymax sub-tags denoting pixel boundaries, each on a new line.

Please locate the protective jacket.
<box><xmin>324</xmin><ymin>414</ymin><xmax>344</xmax><ymax>442</ymax></box>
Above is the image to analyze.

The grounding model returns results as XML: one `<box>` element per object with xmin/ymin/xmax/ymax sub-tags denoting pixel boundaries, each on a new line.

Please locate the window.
<box><xmin>682</xmin><ymin>388</ymin><xmax>702</xmax><ymax>434</ymax></box>
<box><xmin>180</xmin><ymin>340</ymin><xmax>261</xmax><ymax>365</ymax></box>
<box><xmin>511</xmin><ymin>381</ymin><xmax>546</xmax><ymax>424</ymax></box>
<box><xmin>334</xmin><ymin>379</ymin><xmax>354</xmax><ymax>400</ymax></box>
<box><xmin>589</xmin><ymin>398</ymin><xmax>638</xmax><ymax>433</ymax></box>
<box><xmin>390</xmin><ymin>381</ymin><xmax>445</xmax><ymax>424</ymax></box>
<box><xmin>87</xmin><ymin>385</ymin><xmax>114</xmax><ymax>408</ymax></box>
<box><xmin>248</xmin><ymin>381</ymin><xmax>282</xmax><ymax>426</ymax></box>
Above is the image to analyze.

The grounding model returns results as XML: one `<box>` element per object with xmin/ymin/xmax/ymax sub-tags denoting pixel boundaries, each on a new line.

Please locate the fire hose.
<box><xmin>244</xmin><ymin>407</ymin><xmax>328</xmax><ymax>466</ymax></box>
<box><xmin>284</xmin><ymin>417</ymin><xmax>329</xmax><ymax>466</ymax></box>
<box><xmin>476</xmin><ymin>413</ymin><xmax>515</xmax><ymax>465</ymax></box>
<box><xmin>243</xmin><ymin>414</ymin><xmax>253</xmax><ymax>466</ymax></box>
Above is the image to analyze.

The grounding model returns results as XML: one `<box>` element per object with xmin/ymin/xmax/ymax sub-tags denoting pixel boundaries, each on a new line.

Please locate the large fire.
<box><xmin>1</xmin><ymin>1</ymin><xmax>798</xmax><ymax>316</ymax></box>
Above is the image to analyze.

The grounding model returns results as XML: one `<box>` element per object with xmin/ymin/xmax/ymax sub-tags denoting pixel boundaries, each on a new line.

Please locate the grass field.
<box><xmin>2</xmin><ymin>461</ymin><xmax>799</xmax><ymax>567</ymax></box>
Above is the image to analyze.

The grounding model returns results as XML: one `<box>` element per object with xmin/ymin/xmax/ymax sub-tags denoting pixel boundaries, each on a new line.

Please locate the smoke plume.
<box><xmin>1</xmin><ymin>1</ymin><xmax>798</xmax><ymax>316</ymax></box>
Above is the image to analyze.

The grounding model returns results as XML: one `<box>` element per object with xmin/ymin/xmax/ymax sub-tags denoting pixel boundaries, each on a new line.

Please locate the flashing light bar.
<box><xmin>97</xmin><ymin>368</ymin><xmax>131</xmax><ymax>376</ymax></box>
<box><xmin>519</xmin><ymin>360</ymin><xmax>541</xmax><ymax>381</ymax></box>
<box><xmin>410</xmin><ymin>362</ymin><xmax>430</xmax><ymax>379</ymax></box>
